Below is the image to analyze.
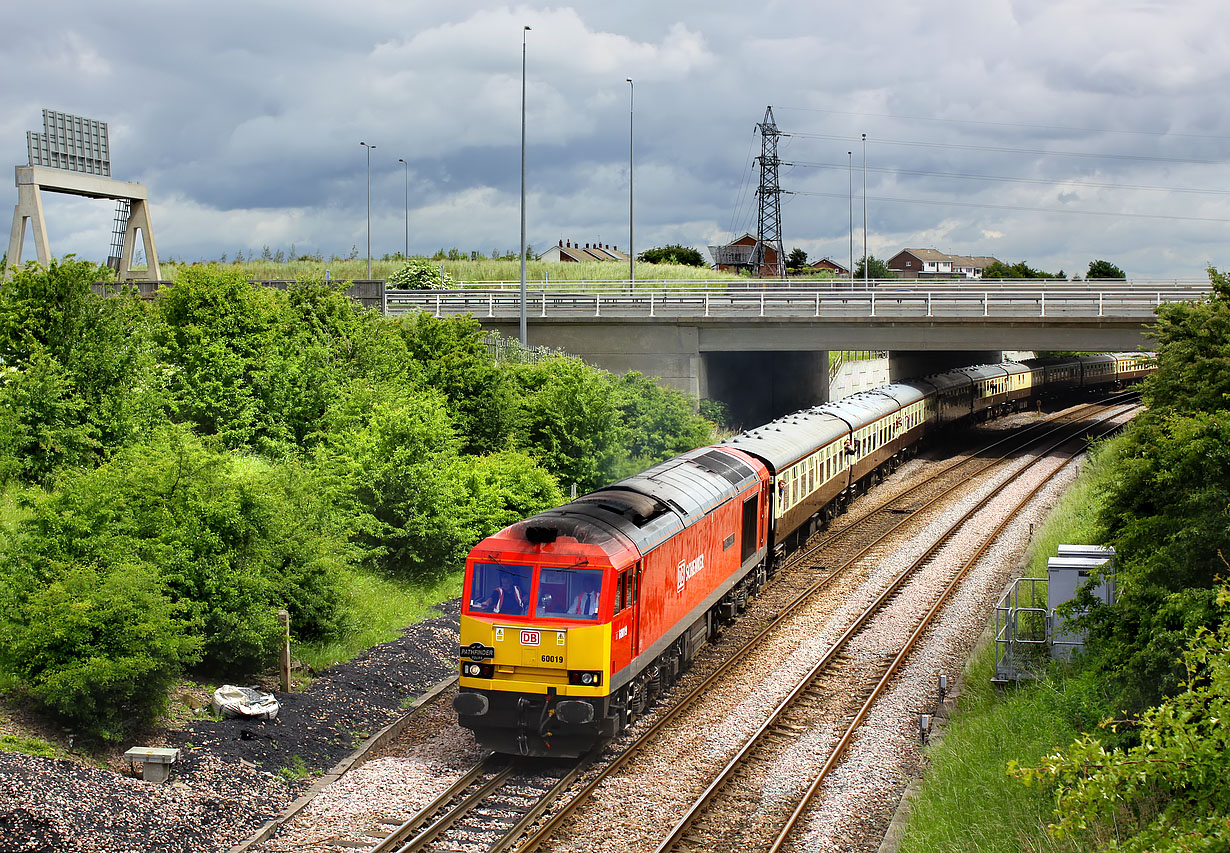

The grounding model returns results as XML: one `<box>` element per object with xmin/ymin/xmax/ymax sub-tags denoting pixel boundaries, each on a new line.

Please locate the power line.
<box><xmin>789</xmin><ymin>131</ymin><xmax>1224</xmax><ymax>166</ymax></box>
<box><xmin>777</xmin><ymin>105</ymin><xmax>1230</xmax><ymax>143</ymax></box>
<box><xmin>794</xmin><ymin>190</ymin><xmax>1230</xmax><ymax>224</ymax></box>
<box><xmin>790</xmin><ymin>159</ymin><xmax>1230</xmax><ymax>196</ymax></box>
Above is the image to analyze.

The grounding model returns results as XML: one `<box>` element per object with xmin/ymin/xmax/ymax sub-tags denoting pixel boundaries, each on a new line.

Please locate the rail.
<box><xmin>387</xmin><ymin>284</ymin><xmax>1207</xmax><ymax>322</ymax></box>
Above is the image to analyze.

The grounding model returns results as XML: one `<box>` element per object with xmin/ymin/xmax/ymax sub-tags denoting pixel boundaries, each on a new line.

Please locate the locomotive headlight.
<box><xmin>464</xmin><ymin>663</ymin><xmax>482</xmax><ymax>676</ymax></box>
<box><xmin>581</xmin><ymin>672</ymin><xmax>596</xmax><ymax>685</ymax></box>
<box><xmin>569</xmin><ymin>670</ymin><xmax>602</xmax><ymax>686</ymax></box>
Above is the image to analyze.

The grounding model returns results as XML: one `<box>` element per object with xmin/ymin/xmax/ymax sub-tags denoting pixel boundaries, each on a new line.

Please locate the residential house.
<box><xmin>707</xmin><ymin>233</ymin><xmax>780</xmax><ymax>276</ymax></box>
<box><xmin>540</xmin><ymin>240</ymin><xmax>630</xmax><ymax>263</ymax></box>
<box><xmin>811</xmin><ymin>257</ymin><xmax>850</xmax><ymax>275</ymax></box>
<box><xmin>887</xmin><ymin>248</ymin><xmax>1001</xmax><ymax>279</ymax></box>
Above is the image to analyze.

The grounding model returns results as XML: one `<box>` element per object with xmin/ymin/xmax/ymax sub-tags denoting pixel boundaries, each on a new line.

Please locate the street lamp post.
<box><xmin>862</xmin><ymin>133</ymin><xmax>868</xmax><ymax>286</ymax></box>
<box><xmin>848</xmin><ymin>150</ymin><xmax>853</xmax><ymax>286</ymax></box>
<box><xmin>397</xmin><ymin>158</ymin><xmax>409</xmax><ymax>259</ymax></box>
<box><xmin>360</xmin><ymin>141</ymin><xmax>375</xmax><ymax>279</ymax></box>
<box><xmin>626</xmin><ymin>77</ymin><xmax>634</xmax><ymax>291</ymax></box>
<box><xmin>519</xmin><ymin>25</ymin><xmax>531</xmax><ymax>346</ymax></box>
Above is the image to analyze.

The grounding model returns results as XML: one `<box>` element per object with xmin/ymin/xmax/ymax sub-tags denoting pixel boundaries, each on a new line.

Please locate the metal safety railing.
<box><xmin>386</xmin><ymin>283</ymin><xmax>1208</xmax><ymax>322</ymax></box>
<box><xmin>992</xmin><ymin>576</ymin><xmax>1051</xmax><ymax>684</ymax></box>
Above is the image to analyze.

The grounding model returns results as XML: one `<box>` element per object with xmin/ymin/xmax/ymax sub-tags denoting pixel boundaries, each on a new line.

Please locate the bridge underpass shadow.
<box><xmin>702</xmin><ymin>350</ymin><xmax>829</xmax><ymax>430</ymax></box>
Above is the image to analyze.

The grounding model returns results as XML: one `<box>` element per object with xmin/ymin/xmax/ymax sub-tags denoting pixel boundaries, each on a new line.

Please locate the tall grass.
<box><xmin>896</xmin><ymin>434</ymin><xmax>1126</xmax><ymax>852</ymax></box>
<box><xmin>293</xmin><ymin>567</ymin><xmax>463</xmax><ymax>673</ymax></box>
<box><xmin>162</xmin><ymin>258</ymin><xmax>743</xmax><ymax>286</ymax></box>
<box><xmin>898</xmin><ymin>650</ymin><xmax>1083</xmax><ymax>853</ymax></box>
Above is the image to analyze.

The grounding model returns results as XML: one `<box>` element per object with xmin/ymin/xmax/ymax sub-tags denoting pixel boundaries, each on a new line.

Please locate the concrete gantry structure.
<box><xmin>7</xmin><ymin>109</ymin><xmax>160</xmax><ymax>281</ymax></box>
<box><xmin>389</xmin><ymin>281</ymin><xmax>1204</xmax><ymax>426</ymax></box>
<box><xmin>6</xmin><ymin>164</ymin><xmax>161</xmax><ymax>281</ymax></box>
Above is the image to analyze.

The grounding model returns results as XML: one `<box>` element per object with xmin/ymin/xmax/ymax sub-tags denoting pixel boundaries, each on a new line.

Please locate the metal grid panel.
<box><xmin>26</xmin><ymin>109</ymin><xmax>111</xmax><ymax>176</ymax></box>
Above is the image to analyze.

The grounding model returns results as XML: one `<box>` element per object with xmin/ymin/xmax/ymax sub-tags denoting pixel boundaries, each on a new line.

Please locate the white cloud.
<box><xmin>1</xmin><ymin>0</ymin><xmax>1227</xmax><ymax>279</ymax></box>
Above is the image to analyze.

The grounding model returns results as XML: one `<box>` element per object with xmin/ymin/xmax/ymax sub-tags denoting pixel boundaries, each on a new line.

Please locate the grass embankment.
<box><xmin>162</xmin><ymin>259</ymin><xmax>744</xmax><ymax>286</ymax></box>
<box><xmin>294</xmin><ymin>568</ymin><xmax>463</xmax><ymax>674</ymax></box>
<box><xmin>896</xmin><ymin>438</ymin><xmax>1121</xmax><ymax>853</ymax></box>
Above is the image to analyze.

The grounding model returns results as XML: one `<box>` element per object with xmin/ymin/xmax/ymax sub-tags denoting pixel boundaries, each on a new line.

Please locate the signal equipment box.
<box><xmin>1048</xmin><ymin>545</ymin><xmax>1115</xmax><ymax>660</ymax></box>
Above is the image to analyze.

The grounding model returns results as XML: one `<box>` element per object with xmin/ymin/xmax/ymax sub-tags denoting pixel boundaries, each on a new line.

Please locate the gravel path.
<box><xmin>0</xmin><ymin>600</ymin><xmax>461</xmax><ymax>853</ymax></box>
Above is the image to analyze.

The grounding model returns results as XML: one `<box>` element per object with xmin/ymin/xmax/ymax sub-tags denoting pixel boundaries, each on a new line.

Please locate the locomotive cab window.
<box><xmin>469</xmin><ymin>562</ymin><xmax>532</xmax><ymax>615</ymax></box>
<box><xmin>538</xmin><ymin>567</ymin><xmax>604</xmax><ymax>620</ymax></box>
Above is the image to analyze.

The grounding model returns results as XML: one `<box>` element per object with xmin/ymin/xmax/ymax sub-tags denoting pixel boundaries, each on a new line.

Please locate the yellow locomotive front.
<box><xmin>453</xmin><ymin>519</ymin><xmax>636</xmax><ymax>756</ymax></box>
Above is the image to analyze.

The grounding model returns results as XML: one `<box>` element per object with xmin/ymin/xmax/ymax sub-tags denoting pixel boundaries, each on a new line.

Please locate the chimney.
<box><xmin>558</xmin><ymin>239</ymin><xmax>563</xmax><ymax>247</ymax></box>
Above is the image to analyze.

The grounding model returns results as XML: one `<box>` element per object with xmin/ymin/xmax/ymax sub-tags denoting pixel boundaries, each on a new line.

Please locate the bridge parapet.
<box><xmin>389</xmin><ymin>282</ymin><xmax>1208</xmax><ymax>323</ymax></box>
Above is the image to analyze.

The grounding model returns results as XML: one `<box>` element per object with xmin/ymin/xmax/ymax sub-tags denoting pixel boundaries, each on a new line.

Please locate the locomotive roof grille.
<box><xmin>573</xmin><ymin>488</ymin><xmax>667</xmax><ymax>526</ymax></box>
<box><xmin>689</xmin><ymin>449</ymin><xmax>756</xmax><ymax>485</ymax></box>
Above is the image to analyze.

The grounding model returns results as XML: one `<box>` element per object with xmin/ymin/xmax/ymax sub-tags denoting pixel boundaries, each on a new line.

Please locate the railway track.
<box><xmin>502</xmin><ymin>398</ymin><xmax>1137</xmax><ymax>853</ymax></box>
<box><xmin>647</xmin><ymin>405</ymin><xmax>1133</xmax><ymax>853</ymax></box>
<box><xmin>367</xmin><ymin>752</ymin><xmax>592</xmax><ymax>853</ymax></box>
<box><xmin>251</xmin><ymin>396</ymin><xmax>1136</xmax><ymax>853</ymax></box>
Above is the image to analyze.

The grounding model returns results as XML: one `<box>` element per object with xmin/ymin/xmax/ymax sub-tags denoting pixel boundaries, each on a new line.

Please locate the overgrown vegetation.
<box><xmin>162</xmin><ymin>257</ymin><xmax>737</xmax><ymax>286</ymax></box>
<box><xmin>901</xmin><ymin>266</ymin><xmax>1230</xmax><ymax>851</ymax></box>
<box><xmin>0</xmin><ymin>258</ymin><xmax>715</xmax><ymax>740</ymax></box>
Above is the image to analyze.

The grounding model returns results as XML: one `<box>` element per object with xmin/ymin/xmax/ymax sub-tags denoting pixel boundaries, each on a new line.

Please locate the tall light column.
<box><xmin>848</xmin><ymin>150</ymin><xmax>854</xmax><ymax>286</ymax></box>
<box><xmin>360</xmin><ymin>141</ymin><xmax>375</xmax><ymax>279</ymax></box>
<box><xmin>862</xmin><ymin>133</ymin><xmax>868</xmax><ymax>286</ymax></box>
<box><xmin>626</xmin><ymin>77</ymin><xmax>634</xmax><ymax>291</ymax></box>
<box><xmin>519</xmin><ymin>25</ymin><xmax>531</xmax><ymax>346</ymax></box>
<box><xmin>397</xmin><ymin>158</ymin><xmax>409</xmax><ymax>259</ymax></box>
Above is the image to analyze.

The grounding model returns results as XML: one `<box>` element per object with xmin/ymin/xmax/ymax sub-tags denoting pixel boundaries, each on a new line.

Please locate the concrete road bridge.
<box><xmin>387</xmin><ymin>279</ymin><xmax>1205</xmax><ymax>425</ymax></box>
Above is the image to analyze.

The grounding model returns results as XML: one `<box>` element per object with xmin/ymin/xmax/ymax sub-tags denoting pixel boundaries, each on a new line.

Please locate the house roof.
<box><xmin>890</xmin><ymin>248</ymin><xmax>1001</xmax><ymax>268</ymax></box>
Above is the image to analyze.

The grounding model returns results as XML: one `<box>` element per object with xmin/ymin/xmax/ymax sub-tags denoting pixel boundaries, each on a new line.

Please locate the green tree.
<box><xmin>0</xmin><ymin>257</ymin><xmax>164</xmax><ymax>470</ymax></box>
<box><xmin>315</xmin><ymin>382</ymin><xmax>465</xmax><ymax>577</ymax></box>
<box><xmin>257</xmin><ymin>279</ymin><xmax>399</xmax><ymax>454</ymax></box>
<box><xmin>395</xmin><ymin>313</ymin><xmax>520</xmax><ymax>455</ymax></box>
<box><xmin>1084</xmin><ymin>266</ymin><xmax>1230</xmax><ymax>713</ymax></box>
<box><xmin>638</xmin><ymin>244</ymin><xmax>707</xmax><ymax>266</ymax></box>
<box><xmin>612</xmin><ymin>371</ymin><xmax>714</xmax><ymax>477</ymax></box>
<box><xmin>511</xmin><ymin>357</ymin><xmax>625</xmax><ymax>493</ymax></box>
<box><xmin>1015</xmin><ymin>585</ymin><xmax>1230</xmax><ymax>852</ymax></box>
<box><xmin>0</xmin><ymin>562</ymin><xmax>200</xmax><ymax>741</ymax></box>
<box><xmin>0</xmin><ymin>347</ymin><xmax>98</xmax><ymax>486</ymax></box>
<box><xmin>156</xmin><ymin>265</ymin><xmax>278</xmax><ymax>448</ymax></box>
<box><xmin>853</xmin><ymin>255</ymin><xmax>893</xmax><ymax>279</ymax></box>
<box><xmin>4</xmin><ymin>425</ymin><xmax>348</xmax><ymax>673</ymax></box>
<box><xmin>983</xmin><ymin>259</ymin><xmax>1063</xmax><ymax>279</ymax></box>
<box><xmin>317</xmin><ymin>381</ymin><xmax>561</xmax><ymax>577</ymax></box>
<box><xmin>786</xmin><ymin>248</ymin><xmax>809</xmax><ymax>271</ymax></box>
<box><xmin>1087</xmin><ymin>259</ymin><xmax>1126</xmax><ymax>279</ymax></box>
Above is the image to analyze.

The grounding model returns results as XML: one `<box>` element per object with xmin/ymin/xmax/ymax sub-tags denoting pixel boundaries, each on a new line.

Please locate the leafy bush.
<box><xmin>387</xmin><ymin>259</ymin><xmax>456</xmax><ymax>290</ymax></box>
<box><xmin>1015</xmin><ymin>586</ymin><xmax>1230</xmax><ymax>852</ymax></box>
<box><xmin>638</xmin><ymin>244</ymin><xmax>706</xmax><ymax>266</ymax></box>
<box><xmin>316</xmin><ymin>382</ymin><xmax>561</xmax><ymax>579</ymax></box>
<box><xmin>0</xmin><ymin>562</ymin><xmax>200</xmax><ymax>741</ymax></box>
<box><xmin>2</xmin><ymin>426</ymin><xmax>348</xmax><ymax>678</ymax></box>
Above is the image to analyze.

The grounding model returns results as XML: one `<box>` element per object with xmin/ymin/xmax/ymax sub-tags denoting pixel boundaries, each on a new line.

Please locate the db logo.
<box><xmin>520</xmin><ymin>630</ymin><xmax>541</xmax><ymax>646</ymax></box>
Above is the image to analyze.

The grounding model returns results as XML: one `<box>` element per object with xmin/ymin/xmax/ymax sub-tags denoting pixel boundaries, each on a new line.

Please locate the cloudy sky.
<box><xmin>4</xmin><ymin>0</ymin><xmax>1228</xmax><ymax>279</ymax></box>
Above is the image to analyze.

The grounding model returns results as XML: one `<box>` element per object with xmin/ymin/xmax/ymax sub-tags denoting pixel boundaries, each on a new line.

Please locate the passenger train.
<box><xmin>453</xmin><ymin>353</ymin><xmax>1155</xmax><ymax>756</ymax></box>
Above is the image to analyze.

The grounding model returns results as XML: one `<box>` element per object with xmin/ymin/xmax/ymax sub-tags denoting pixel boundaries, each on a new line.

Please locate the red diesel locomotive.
<box><xmin>453</xmin><ymin>446</ymin><xmax>770</xmax><ymax>756</ymax></box>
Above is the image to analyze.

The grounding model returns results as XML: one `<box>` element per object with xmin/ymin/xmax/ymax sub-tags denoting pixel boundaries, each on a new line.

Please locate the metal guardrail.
<box><xmin>387</xmin><ymin>284</ymin><xmax>1208</xmax><ymax>322</ymax></box>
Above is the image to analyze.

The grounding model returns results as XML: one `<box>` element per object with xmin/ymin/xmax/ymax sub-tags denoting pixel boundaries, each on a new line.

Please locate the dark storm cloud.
<box><xmin>3</xmin><ymin>0</ymin><xmax>1228</xmax><ymax>276</ymax></box>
